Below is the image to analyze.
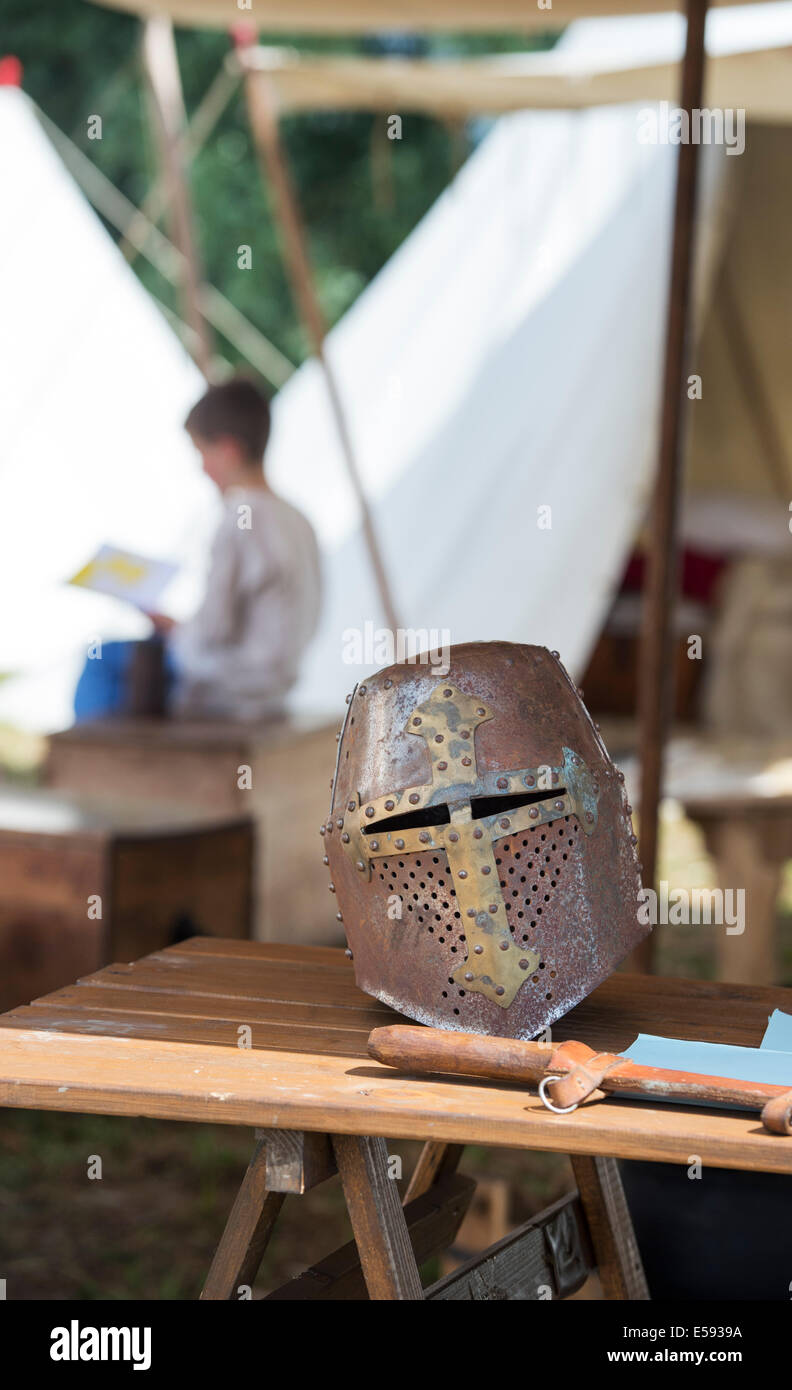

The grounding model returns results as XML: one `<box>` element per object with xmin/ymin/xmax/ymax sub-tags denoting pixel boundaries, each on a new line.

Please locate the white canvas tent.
<box><xmin>1</xmin><ymin>6</ymin><xmax>790</xmax><ymax>731</ymax></box>
<box><xmin>264</xmin><ymin>4</ymin><xmax>792</xmax><ymax>716</ymax></box>
<box><xmin>0</xmin><ymin>83</ymin><xmax>219</xmax><ymax>730</ymax></box>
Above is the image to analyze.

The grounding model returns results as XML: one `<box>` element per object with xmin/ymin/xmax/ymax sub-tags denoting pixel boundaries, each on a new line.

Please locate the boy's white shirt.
<box><xmin>169</xmin><ymin>486</ymin><xmax>321</xmax><ymax>720</ymax></box>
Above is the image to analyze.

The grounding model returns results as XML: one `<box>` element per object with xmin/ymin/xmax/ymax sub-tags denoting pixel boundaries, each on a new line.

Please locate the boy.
<box><xmin>153</xmin><ymin>376</ymin><xmax>321</xmax><ymax>721</ymax></box>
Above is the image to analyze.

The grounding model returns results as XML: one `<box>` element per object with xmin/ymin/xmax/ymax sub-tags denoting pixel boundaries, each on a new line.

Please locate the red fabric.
<box><xmin>229</xmin><ymin>24</ymin><xmax>257</xmax><ymax>48</ymax></box>
<box><xmin>0</xmin><ymin>56</ymin><xmax>22</xmax><ymax>87</ymax></box>
<box><xmin>621</xmin><ymin>548</ymin><xmax>727</xmax><ymax>604</ymax></box>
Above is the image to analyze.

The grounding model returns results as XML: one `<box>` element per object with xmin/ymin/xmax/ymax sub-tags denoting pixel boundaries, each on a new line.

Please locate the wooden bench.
<box><xmin>0</xmin><ymin>937</ymin><xmax>789</xmax><ymax>1300</ymax></box>
<box><xmin>0</xmin><ymin>788</ymin><xmax>254</xmax><ymax>1013</ymax></box>
<box><xmin>45</xmin><ymin>715</ymin><xmax>337</xmax><ymax>946</ymax></box>
<box><xmin>608</xmin><ymin>727</ymin><xmax>792</xmax><ymax>985</ymax></box>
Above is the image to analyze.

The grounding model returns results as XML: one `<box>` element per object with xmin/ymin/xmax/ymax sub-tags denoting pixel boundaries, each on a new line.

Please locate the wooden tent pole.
<box><xmin>243</xmin><ymin>68</ymin><xmax>401</xmax><ymax>635</ymax></box>
<box><xmin>635</xmin><ymin>0</ymin><xmax>708</xmax><ymax>971</ymax></box>
<box><xmin>141</xmin><ymin>15</ymin><xmax>214</xmax><ymax>378</ymax></box>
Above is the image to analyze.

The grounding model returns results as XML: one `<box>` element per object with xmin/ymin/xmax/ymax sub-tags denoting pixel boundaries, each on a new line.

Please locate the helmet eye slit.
<box><xmin>470</xmin><ymin>788</ymin><xmax>567</xmax><ymax>819</ymax></box>
<box><xmin>363</xmin><ymin>804</ymin><xmax>450</xmax><ymax>835</ymax></box>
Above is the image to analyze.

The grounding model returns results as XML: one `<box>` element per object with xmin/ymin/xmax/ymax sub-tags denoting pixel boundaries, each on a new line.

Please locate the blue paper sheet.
<box><xmin>618</xmin><ymin>1010</ymin><xmax>792</xmax><ymax>1109</ymax></box>
<box><xmin>761</xmin><ymin>1008</ymin><xmax>792</xmax><ymax>1053</ymax></box>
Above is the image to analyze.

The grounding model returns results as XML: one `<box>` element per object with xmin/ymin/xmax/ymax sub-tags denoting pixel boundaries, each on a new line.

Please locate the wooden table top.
<box><xmin>0</xmin><ymin>938</ymin><xmax>789</xmax><ymax>1174</ymax></box>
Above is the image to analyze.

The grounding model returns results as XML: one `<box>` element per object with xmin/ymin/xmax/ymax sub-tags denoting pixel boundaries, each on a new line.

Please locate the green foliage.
<box><xmin>3</xmin><ymin>0</ymin><xmax>559</xmax><ymax>371</ymax></box>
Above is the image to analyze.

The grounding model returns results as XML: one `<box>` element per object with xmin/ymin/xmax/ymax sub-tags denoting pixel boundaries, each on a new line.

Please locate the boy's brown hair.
<box><xmin>185</xmin><ymin>376</ymin><xmax>271</xmax><ymax>463</ymax></box>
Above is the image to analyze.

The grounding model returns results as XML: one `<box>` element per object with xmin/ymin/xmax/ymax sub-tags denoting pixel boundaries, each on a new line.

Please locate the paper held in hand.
<box><xmin>68</xmin><ymin>545</ymin><xmax>178</xmax><ymax>612</ymax></box>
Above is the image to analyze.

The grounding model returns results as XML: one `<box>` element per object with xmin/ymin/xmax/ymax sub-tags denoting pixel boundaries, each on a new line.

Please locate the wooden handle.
<box><xmin>368</xmin><ymin>1025</ymin><xmax>554</xmax><ymax>1085</ymax></box>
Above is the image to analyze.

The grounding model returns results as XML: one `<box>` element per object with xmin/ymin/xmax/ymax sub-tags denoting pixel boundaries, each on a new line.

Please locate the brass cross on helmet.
<box><xmin>341</xmin><ymin>682</ymin><xmax>601</xmax><ymax>1008</ymax></box>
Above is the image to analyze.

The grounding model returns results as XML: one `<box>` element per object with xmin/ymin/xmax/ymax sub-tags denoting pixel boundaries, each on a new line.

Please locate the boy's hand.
<box><xmin>146</xmin><ymin>611</ymin><xmax>177</xmax><ymax>634</ymax></box>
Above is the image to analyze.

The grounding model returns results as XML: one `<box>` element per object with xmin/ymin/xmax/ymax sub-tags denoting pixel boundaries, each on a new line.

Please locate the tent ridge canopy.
<box><xmin>91</xmin><ymin>0</ymin><xmax>784</xmax><ymax>34</ymax></box>
<box><xmin>235</xmin><ymin>26</ymin><xmax>792</xmax><ymax>119</ymax></box>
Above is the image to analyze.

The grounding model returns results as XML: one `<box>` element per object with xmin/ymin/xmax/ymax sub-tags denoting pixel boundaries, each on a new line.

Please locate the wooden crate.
<box><xmin>0</xmin><ymin>786</ymin><xmax>254</xmax><ymax>1012</ymax></box>
<box><xmin>45</xmin><ymin>715</ymin><xmax>339</xmax><ymax>945</ymax></box>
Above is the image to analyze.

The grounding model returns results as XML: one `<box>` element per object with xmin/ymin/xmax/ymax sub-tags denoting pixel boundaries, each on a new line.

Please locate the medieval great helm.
<box><xmin>323</xmin><ymin>642</ymin><xmax>647</xmax><ymax>1039</ymax></box>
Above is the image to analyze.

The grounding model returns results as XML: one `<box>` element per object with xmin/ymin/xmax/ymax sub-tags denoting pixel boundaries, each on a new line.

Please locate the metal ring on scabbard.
<box><xmin>538</xmin><ymin>1074</ymin><xmax>581</xmax><ymax>1115</ymax></box>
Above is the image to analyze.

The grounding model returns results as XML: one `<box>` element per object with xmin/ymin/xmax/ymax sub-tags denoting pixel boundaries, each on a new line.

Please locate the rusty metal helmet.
<box><xmin>323</xmin><ymin>641</ymin><xmax>647</xmax><ymax>1039</ymax></box>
